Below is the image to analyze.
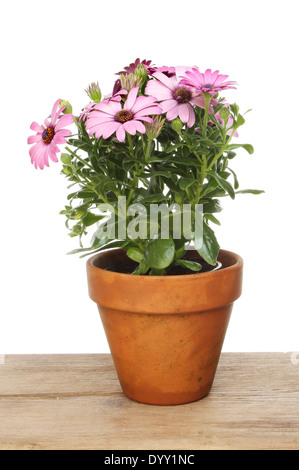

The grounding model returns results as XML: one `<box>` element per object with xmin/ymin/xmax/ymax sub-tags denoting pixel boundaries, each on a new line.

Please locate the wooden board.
<box><xmin>0</xmin><ymin>353</ymin><xmax>298</xmax><ymax>450</ymax></box>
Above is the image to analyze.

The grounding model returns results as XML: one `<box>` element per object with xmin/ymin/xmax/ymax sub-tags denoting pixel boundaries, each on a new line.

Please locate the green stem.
<box><xmin>65</xmin><ymin>147</ymin><xmax>94</xmax><ymax>171</ymax></box>
<box><xmin>206</xmin><ymin>129</ymin><xmax>236</xmax><ymax>171</ymax></box>
<box><xmin>202</xmin><ymin>94</ymin><xmax>212</xmax><ymax>138</ymax></box>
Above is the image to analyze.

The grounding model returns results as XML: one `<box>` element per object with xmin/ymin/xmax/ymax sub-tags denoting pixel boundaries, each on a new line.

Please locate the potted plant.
<box><xmin>28</xmin><ymin>59</ymin><xmax>263</xmax><ymax>405</ymax></box>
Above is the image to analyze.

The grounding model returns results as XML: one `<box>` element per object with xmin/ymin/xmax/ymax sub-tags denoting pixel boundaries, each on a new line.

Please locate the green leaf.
<box><xmin>79</xmin><ymin>241</ymin><xmax>124</xmax><ymax>258</ymax></box>
<box><xmin>149</xmin><ymin>268</ymin><xmax>166</xmax><ymax>276</ymax></box>
<box><xmin>174</xmin><ymin>259</ymin><xmax>202</xmax><ymax>272</ymax></box>
<box><xmin>236</xmin><ymin>189</ymin><xmax>265</xmax><ymax>195</ymax></box>
<box><xmin>126</xmin><ymin>247</ymin><xmax>144</xmax><ymax>263</ymax></box>
<box><xmin>144</xmin><ymin>238</ymin><xmax>175</xmax><ymax>269</ymax></box>
<box><xmin>236</xmin><ymin>114</ymin><xmax>245</xmax><ymax>127</ymax></box>
<box><xmin>208</xmin><ymin>170</ymin><xmax>235</xmax><ymax>199</ymax></box>
<box><xmin>226</xmin><ymin>143</ymin><xmax>254</xmax><ymax>155</ymax></box>
<box><xmin>82</xmin><ymin>213</ymin><xmax>105</xmax><ymax>227</ymax></box>
<box><xmin>228</xmin><ymin>168</ymin><xmax>240</xmax><ymax>190</ymax></box>
<box><xmin>132</xmin><ymin>260</ymin><xmax>150</xmax><ymax>275</ymax></box>
<box><xmin>179</xmin><ymin>178</ymin><xmax>196</xmax><ymax>191</ymax></box>
<box><xmin>194</xmin><ymin>221</ymin><xmax>220</xmax><ymax>266</ymax></box>
<box><xmin>205</xmin><ymin>214</ymin><xmax>221</xmax><ymax>226</ymax></box>
<box><xmin>138</xmin><ymin>194</ymin><xmax>168</xmax><ymax>203</ymax></box>
<box><xmin>202</xmin><ymin>199</ymin><xmax>223</xmax><ymax>214</ymax></box>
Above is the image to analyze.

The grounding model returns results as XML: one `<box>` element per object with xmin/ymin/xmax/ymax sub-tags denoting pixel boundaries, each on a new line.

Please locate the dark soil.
<box><xmin>105</xmin><ymin>256</ymin><xmax>222</xmax><ymax>275</ymax></box>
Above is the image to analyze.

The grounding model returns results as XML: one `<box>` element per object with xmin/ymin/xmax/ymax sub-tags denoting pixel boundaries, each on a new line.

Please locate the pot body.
<box><xmin>87</xmin><ymin>249</ymin><xmax>243</xmax><ymax>405</ymax></box>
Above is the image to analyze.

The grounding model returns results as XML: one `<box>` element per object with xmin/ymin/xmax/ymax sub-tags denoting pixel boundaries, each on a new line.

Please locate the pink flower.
<box><xmin>78</xmin><ymin>102</ymin><xmax>96</xmax><ymax>122</ymax></box>
<box><xmin>28</xmin><ymin>100</ymin><xmax>74</xmax><ymax>170</ymax></box>
<box><xmin>85</xmin><ymin>87</ymin><xmax>162</xmax><ymax>142</ymax></box>
<box><xmin>145</xmin><ymin>68</ymin><xmax>214</xmax><ymax>128</ymax></box>
<box><xmin>148</xmin><ymin>66</ymin><xmax>176</xmax><ymax>77</ymax></box>
<box><xmin>180</xmin><ymin>68</ymin><xmax>237</xmax><ymax>95</ymax></box>
<box><xmin>79</xmin><ymin>90</ymin><xmax>128</xmax><ymax>122</ymax></box>
<box><xmin>117</xmin><ymin>58</ymin><xmax>152</xmax><ymax>75</ymax></box>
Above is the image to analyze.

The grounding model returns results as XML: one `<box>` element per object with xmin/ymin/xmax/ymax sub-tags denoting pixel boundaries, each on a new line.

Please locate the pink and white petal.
<box><xmin>116</xmin><ymin>125</ymin><xmax>126</xmax><ymax>142</ymax></box>
<box><xmin>131</xmin><ymin>95</ymin><xmax>159</xmax><ymax>113</ymax></box>
<box><xmin>214</xmin><ymin>74</ymin><xmax>229</xmax><ymax>86</ymax></box>
<box><xmin>187</xmin><ymin>106</ymin><xmax>195</xmax><ymax>128</ymax></box>
<box><xmin>145</xmin><ymin>80</ymin><xmax>173</xmax><ymax>101</ymax></box>
<box><xmin>51</xmin><ymin>99</ymin><xmax>62</xmax><ymax>124</ymax></box>
<box><xmin>42</xmin><ymin>149</ymin><xmax>50</xmax><ymax>168</ymax></box>
<box><xmin>55</xmin><ymin>128</ymin><xmax>72</xmax><ymax>138</ymax></box>
<box><xmin>134</xmin><ymin>105</ymin><xmax>162</xmax><ymax>118</ymax></box>
<box><xmin>48</xmin><ymin>146</ymin><xmax>59</xmax><ymax>163</ymax></box>
<box><xmin>132</xmin><ymin>120</ymin><xmax>146</xmax><ymax>134</ymax></box>
<box><xmin>28</xmin><ymin>134</ymin><xmax>42</xmax><ymax>144</ymax></box>
<box><xmin>54</xmin><ymin>114</ymin><xmax>74</xmax><ymax>131</ymax></box>
<box><xmin>85</xmin><ymin>118</ymin><xmax>115</xmax><ymax>133</ymax></box>
<box><xmin>30</xmin><ymin>122</ymin><xmax>44</xmax><ymax>133</ymax></box>
<box><xmin>30</xmin><ymin>142</ymin><xmax>48</xmax><ymax>169</ymax></box>
<box><xmin>166</xmin><ymin>107</ymin><xmax>179</xmax><ymax>121</ymax></box>
<box><xmin>124</xmin><ymin>87</ymin><xmax>139</xmax><ymax>111</ymax></box>
<box><xmin>152</xmin><ymin>72</ymin><xmax>177</xmax><ymax>91</ymax></box>
<box><xmin>175</xmin><ymin>66</ymin><xmax>193</xmax><ymax>83</ymax></box>
<box><xmin>53</xmin><ymin>133</ymin><xmax>67</xmax><ymax>145</ymax></box>
<box><xmin>134</xmin><ymin>116</ymin><xmax>153</xmax><ymax>123</ymax></box>
<box><xmin>123</xmin><ymin>121</ymin><xmax>137</xmax><ymax>135</ymax></box>
<box><xmin>161</xmin><ymin>99</ymin><xmax>178</xmax><ymax>113</ymax></box>
<box><xmin>102</xmin><ymin>121</ymin><xmax>121</xmax><ymax>139</ymax></box>
<box><xmin>54</xmin><ymin>105</ymin><xmax>67</xmax><ymax>122</ymax></box>
<box><xmin>190</xmin><ymin>95</ymin><xmax>206</xmax><ymax>110</ymax></box>
<box><xmin>93</xmin><ymin>101</ymin><xmax>121</xmax><ymax>115</ymax></box>
<box><xmin>178</xmin><ymin>103</ymin><xmax>190</xmax><ymax>123</ymax></box>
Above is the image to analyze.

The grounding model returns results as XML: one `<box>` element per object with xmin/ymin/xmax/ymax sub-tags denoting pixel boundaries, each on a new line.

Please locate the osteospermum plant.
<box><xmin>28</xmin><ymin>59</ymin><xmax>263</xmax><ymax>275</ymax></box>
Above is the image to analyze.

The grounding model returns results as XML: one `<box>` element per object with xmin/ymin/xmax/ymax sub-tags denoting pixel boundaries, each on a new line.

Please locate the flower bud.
<box><xmin>171</xmin><ymin>117</ymin><xmax>183</xmax><ymax>133</ymax></box>
<box><xmin>119</xmin><ymin>73</ymin><xmax>142</xmax><ymax>92</ymax></box>
<box><xmin>145</xmin><ymin>116</ymin><xmax>165</xmax><ymax>140</ymax></box>
<box><xmin>85</xmin><ymin>82</ymin><xmax>102</xmax><ymax>103</ymax></box>
<box><xmin>60</xmin><ymin>100</ymin><xmax>73</xmax><ymax>114</ymax></box>
<box><xmin>134</xmin><ymin>64</ymin><xmax>148</xmax><ymax>87</ymax></box>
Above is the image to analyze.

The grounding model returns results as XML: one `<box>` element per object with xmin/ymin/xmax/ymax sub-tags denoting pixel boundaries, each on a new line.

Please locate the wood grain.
<box><xmin>0</xmin><ymin>353</ymin><xmax>298</xmax><ymax>450</ymax></box>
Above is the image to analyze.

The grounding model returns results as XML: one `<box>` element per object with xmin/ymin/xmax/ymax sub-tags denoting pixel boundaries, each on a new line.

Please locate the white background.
<box><xmin>0</xmin><ymin>0</ymin><xmax>298</xmax><ymax>353</ymax></box>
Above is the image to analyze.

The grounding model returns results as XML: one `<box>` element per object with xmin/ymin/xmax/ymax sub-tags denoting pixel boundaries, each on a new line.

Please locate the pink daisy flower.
<box><xmin>145</xmin><ymin>68</ymin><xmax>214</xmax><ymax>128</ymax></box>
<box><xmin>85</xmin><ymin>87</ymin><xmax>162</xmax><ymax>143</ymax></box>
<box><xmin>78</xmin><ymin>102</ymin><xmax>96</xmax><ymax>122</ymax></box>
<box><xmin>180</xmin><ymin>68</ymin><xmax>237</xmax><ymax>96</ymax></box>
<box><xmin>28</xmin><ymin>100</ymin><xmax>74</xmax><ymax>170</ymax></box>
<box><xmin>117</xmin><ymin>58</ymin><xmax>152</xmax><ymax>75</ymax></box>
<box><xmin>79</xmin><ymin>90</ymin><xmax>128</xmax><ymax>122</ymax></box>
<box><xmin>147</xmin><ymin>66</ymin><xmax>176</xmax><ymax>78</ymax></box>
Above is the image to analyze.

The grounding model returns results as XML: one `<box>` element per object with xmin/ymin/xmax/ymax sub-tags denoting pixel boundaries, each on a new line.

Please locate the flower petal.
<box><xmin>116</xmin><ymin>125</ymin><xmax>126</xmax><ymax>142</ymax></box>
<box><xmin>124</xmin><ymin>87</ymin><xmax>139</xmax><ymax>110</ymax></box>
<box><xmin>28</xmin><ymin>134</ymin><xmax>42</xmax><ymax>144</ymax></box>
<box><xmin>30</xmin><ymin>122</ymin><xmax>44</xmax><ymax>133</ymax></box>
<box><xmin>102</xmin><ymin>121</ymin><xmax>121</xmax><ymax>139</ymax></box>
<box><xmin>51</xmin><ymin>99</ymin><xmax>62</xmax><ymax>124</ymax></box>
<box><xmin>55</xmin><ymin>114</ymin><xmax>74</xmax><ymax>131</ymax></box>
<box><xmin>178</xmin><ymin>103</ymin><xmax>190</xmax><ymax>123</ymax></box>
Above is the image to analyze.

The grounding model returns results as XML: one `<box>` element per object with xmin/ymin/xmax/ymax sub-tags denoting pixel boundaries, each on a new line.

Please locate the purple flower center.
<box><xmin>173</xmin><ymin>87</ymin><xmax>192</xmax><ymax>104</ymax></box>
<box><xmin>115</xmin><ymin>110</ymin><xmax>134</xmax><ymax>123</ymax></box>
<box><xmin>203</xmin><ymin>84</ymin><xmax>213</xmax><ymax>89</ymax></box>
<box><xmin>42</xmin><ymin>126</ymin><xmax>55</xmax><ymax>144</ymax></box>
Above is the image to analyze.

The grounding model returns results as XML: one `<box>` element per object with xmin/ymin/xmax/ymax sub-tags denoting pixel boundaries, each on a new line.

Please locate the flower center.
<box><xmin>42</xmin><ymin>126</ymin><xmax>55</xmax><ymax>144</ymax></box>
<box><xmin>173</xmin><ymin>87</ymin><xmax>192</xmax><ymax>103</ymax></box>
<box><xmin>115</xmin><ymin>110</ymin><xmax>134</xmax><ymax>123</ymax></box>
<box><xmin>203</xmin><ymin>84</ymin><xmax>213</xmax><ymax>89</ymax></box>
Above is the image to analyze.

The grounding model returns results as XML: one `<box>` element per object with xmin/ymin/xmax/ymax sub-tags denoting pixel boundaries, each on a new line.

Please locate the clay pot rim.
<box><xmin>87</xmin><ymin>248</ymin><xmax>243</xmax><ymax>281</ymax></box>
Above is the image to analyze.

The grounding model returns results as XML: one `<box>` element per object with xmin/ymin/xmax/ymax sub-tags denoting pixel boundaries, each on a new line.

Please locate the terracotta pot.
<box><xmin>87</xmin><ymin>249</ymin><xmax>243</xmax><ymax>406</ymax></box>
